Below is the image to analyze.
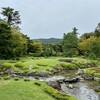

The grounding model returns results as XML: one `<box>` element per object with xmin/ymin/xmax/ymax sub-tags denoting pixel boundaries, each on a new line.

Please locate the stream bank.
<box><xmin>30</xmin><ymin>70</ymin><xmax>100</xmax><ymax>100</ymax></box>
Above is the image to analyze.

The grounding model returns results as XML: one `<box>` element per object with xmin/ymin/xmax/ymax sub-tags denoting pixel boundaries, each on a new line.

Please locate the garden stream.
<box><xmin>30</xmin><ymin>70</ymin><xmax>100</xmax><ymax>100</ymax></box>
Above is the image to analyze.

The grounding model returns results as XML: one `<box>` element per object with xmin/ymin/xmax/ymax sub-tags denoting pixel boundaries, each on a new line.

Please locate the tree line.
<box><xmin>0</xmin><ymin>7</ymin><xmax>100</xmax><ymax>59</ymax></box>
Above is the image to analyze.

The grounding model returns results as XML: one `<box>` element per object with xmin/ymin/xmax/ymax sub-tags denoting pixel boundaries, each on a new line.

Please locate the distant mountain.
<box><xmin>32</xmin><ymin>38</ymin><xmax>62</xmax><ymax>43</ymax></box>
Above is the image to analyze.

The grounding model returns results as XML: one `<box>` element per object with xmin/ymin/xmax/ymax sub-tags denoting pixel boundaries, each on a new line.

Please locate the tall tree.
<box><xmin>94</xmin><ymin>23</ymin><xmax>100</xmax><ymax>37</ymax></box>
<box><xmin>1</xmin><ymin>7</ymin><xmax>21</xmax><ymax>28</ymax></box>
<box><xmin>0</xmin><ymin>22</ymin><xmax>12</xmax><ymax>59</ymax></box>
<box><xmin>62</xmin><ymin>28</ymin><xmax>78</xmax><ymax>57</ymax></box>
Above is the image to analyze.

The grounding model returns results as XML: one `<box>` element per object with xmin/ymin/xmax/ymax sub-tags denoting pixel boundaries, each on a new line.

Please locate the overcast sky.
<box><xmin>0</xmin><ymin>0</ymin><xmax>100</xmax><ymax>39</ymax></box>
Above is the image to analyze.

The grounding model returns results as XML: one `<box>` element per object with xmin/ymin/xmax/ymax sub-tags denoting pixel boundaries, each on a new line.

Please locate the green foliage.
<box><xmin>0</xmin><ymin>22</ymin><xmax>12</xmax><ymax>59</ymax></box>
<box><xmin>0</xmin><ymin>21</ymin><xmax>28</xmax><ymax>59</ymax></box>
<box><xmin>14</xmin><ymin>62</ymin><xmax>28</xmax><ymax>69</ymax></box>
<box><xmin>1</xmin><ymin>7</ymin><xmax>21</xmax><ymax>28</ymax></box>
<box><xmin>94</xmin><ymin>23</ymin><xmax>100</xmax><ymax>37</ymax></box>
<box><xmin>27</xmin><ymin>41</ymin><xmax>43</xmax><ymax>54</ymax></box>
<box><xmin>78</xmin><ymin>24</ymin><xmax>100</xmax><ymax>58</ymax></box>
<box><xmin>84</xmin><ymin>52</ymin><xmax>89</xmax><ymax>58</ymax></box>
<box><xmin>80</xmin><ymin>32</ymin><xmax>93</xmax><ymax>40</ymax></box>
<box><xmin>88</xmin><ymin>53</ymin><xmax>96</xmax><ymax>60</ymax></box>
<box><xmin>42</xmin><ymin>44</ymin><xmax>54</xmax><ymax>57</ymax></box>
<box><xmin>33</xmin><ymin>53</ymin><xmax>42</xmax><ymax>57</ymax></box>
<box><xmin>10</xmin><ymin>28</ymin><xmax>28</xmax><ymax>57</ymax></box>
<box><xmin>62</xmin><ymin>28</ymin><xmax>78</xmax><ymax>57</ymax></box>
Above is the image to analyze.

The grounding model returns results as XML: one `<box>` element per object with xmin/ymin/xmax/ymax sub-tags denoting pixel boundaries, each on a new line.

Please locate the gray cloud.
<box><xmin>0</xmin><ymin>0</ymin><xmax>100</xmax><ymax>39</ymax></box>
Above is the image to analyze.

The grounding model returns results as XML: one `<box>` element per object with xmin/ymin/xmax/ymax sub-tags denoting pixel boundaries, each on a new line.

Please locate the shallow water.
<box><xmin>30</xmin><ymin>71</ymin><xmax>100</xmax><ymax>100</ymax></box>
<box><xmin>61</xmin><ymin>82</ymin><xmax>100</xmax><ymax>100</ymax></box>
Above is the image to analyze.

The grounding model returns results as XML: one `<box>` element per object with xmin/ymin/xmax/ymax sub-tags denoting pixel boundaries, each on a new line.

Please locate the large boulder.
<box><xmin>64</xmin><ymin>77</ymin><xmax>80</xmax><ymax>83</ymax></box>
<box><xmin>47</xmin><ymin>81</ymin><xmax>61</xmax><ymax>90</ymax></box>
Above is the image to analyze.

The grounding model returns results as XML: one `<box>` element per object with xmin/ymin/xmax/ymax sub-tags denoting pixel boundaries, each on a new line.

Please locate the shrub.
<box><xmin>59</xmin><ymin>62</ymin><xmax>78</xmax><ymax>70</ymax></box>
<box><xmin>2</xmin><ymin>63</ymin><xmax>13</xmax><ymax>69</ymax></box>
<box><xmin>14</xmin><ymin>62</ymin><xmax>28</xmax><ymax>69</ymax></box>
<box><xmin>3</xmin><ymin>76</ymin><xmax>10</xmax><ymax>80</ymax></box>
<box><xmin>88</xmin><ymin>53</ymin><xmax>96</xmax><ymax>60</ymax></box>
<box><xmin>37</xmin><ymin>62</ymin><xmax>48</xmax><ymax>66</ymax></box>
<box><xmin>14</xmin><ymin>78</ymin><xmax>20</xmax><ymax>81</ymax></box>
<box><xmin>24</xmin><ymin>78</ymin><xmax>30</xmax><ymax>82</ymax></box>
<box><xmin>34</xmin><ymin>82</ymin><xmax>41</xmax><ymax>86</ymax></box>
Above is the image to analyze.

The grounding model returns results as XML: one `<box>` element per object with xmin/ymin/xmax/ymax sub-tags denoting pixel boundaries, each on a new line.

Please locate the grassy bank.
<box><xmin>0</xmin><ymin>57</ymin><xmax>98</xmax><ymax>73</ymax></box>
<box><xmin>0</xmin><ymin>79</ymin><xmax>77</xmax><ymax>100</ymax></box>
<box><xmin>86</xmin><ymin>67</ymin><xmax>100</xmax><ymax>78</ymax></box>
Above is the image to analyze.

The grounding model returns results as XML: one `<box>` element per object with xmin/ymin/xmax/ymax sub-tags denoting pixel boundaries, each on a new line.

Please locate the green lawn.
<box><xmin>0</xmin><ymin>79</ymin><xmax>55</xmax><ymax>100</ymax></box>
<box><xmin>0</xmin><ymin>56</ymin><xmax>97</xmax><ymax>100</ymax></box>
<box><xmin>0</xmin><ymin>57</ymin><xmax>98</xmax><ymax>72</ymax></box>
<box><xmin>0</xmin><ymin>79</ymin><xmax>77</xmax><ymax>100</ymax></box>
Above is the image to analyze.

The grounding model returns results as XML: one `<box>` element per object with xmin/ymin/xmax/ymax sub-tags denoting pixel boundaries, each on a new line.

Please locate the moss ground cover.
<box><xmin>0</xmin><ymin>57</ymin><xmax>98</xmax><ymax>72</ymax></box>
<box><xmin>0</xmin><ymin>79</ymin><xmax>77</xmax><ymax>100</ymax></box>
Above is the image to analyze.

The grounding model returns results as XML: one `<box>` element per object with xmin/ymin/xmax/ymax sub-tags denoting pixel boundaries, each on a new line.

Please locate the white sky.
<box><xmin>0</xmin><ymin>0</ymin><xmax>100</xmax><ymax>39</ymax></box>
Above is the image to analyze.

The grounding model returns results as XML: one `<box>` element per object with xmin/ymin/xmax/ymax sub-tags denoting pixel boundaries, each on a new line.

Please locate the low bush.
<box><xmin>3</xmin><ymin>76</ymin><xmax>10</xmax><ymax>80</ymax></box>
<box><xmin>2</xmin><ymin>63</ymin><xmax>13</xmax><ymax>69</ymax></box>
<box><xmin>88</xmin><ymin>53</ymin><xmax>96</xmax><ymax>60</ymax></box>
<box><xmin>14</xmin><ymin>78</ymin><xmax>20</xmax><ymax>81</ymax></box>
<box><xmin>59</xmin><ymin>62</ymin><xmax>78</xmax><ymax>70</ymax></box>
<box><xmin>24</xmin><ymin>78</ymin><xmax>30</xmax><ymax>82</ymax></box>
<box><xmin>37</xmin><ymin>61</ymin><xmax>48</xmax><ymax>66</ymax></box>
<box><xmin>34</xmin><ymin>81</ymin><xmax>41</xmax><ymax>86</ymax></box>
<box><xmin>14</xmin><ymin>62</ymin><xmax>28</xmax><ymax>69</ymax></box>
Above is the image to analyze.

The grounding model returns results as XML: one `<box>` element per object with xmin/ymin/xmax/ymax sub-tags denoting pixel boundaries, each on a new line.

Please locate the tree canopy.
<box><xmin>1</xmin><ymin>7</ymin><xmax>21</xmax><ymax>28</ymax></box>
